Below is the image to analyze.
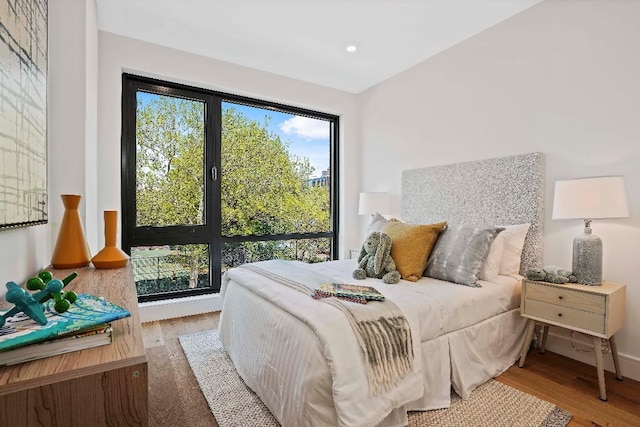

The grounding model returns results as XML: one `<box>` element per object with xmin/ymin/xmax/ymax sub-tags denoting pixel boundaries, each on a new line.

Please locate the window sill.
<box><xmin>139</xmin><ymin>293</ymin><xmax>222</xmax><ymax>323</ymax></box>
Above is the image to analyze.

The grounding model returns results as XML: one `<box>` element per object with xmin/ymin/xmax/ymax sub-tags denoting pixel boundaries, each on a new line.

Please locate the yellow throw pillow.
<box><xmin>381</xmin><ymin>219</ymin><xmax>447</xmax><ymax>282</ymax></box>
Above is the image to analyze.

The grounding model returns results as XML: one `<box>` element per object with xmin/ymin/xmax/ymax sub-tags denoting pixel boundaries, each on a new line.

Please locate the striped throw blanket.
<box><xmin>240</xmin><ymin>260</ymin><xmax>414</xmax><ymax>395</ymax></box>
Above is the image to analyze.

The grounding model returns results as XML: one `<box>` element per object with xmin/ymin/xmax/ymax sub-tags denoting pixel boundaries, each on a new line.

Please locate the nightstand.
<box><xmin>518</xmin><ymin>279</ymin><xmax>626</xmax><ymax>401</ymax></box>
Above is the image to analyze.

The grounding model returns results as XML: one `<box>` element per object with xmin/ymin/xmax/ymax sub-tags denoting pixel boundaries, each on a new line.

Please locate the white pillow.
<box><xmin>479</xmin><ymin>232</ymin><xmax>506</xmax><ymax>281</ymax></box>
<box><xmin>498</xmin><ymin>223</ymin><xmax>531</xmax><ymax>276</ymax></box>
<box><xmin>480</xmin><ymin>223</ymin><xmax>531</xmax><ymax>281</ymax></box>
<box><xmin>365</xmin><ymin>212</ymin><xmax>388</xmax><ymax>236</ymax></box>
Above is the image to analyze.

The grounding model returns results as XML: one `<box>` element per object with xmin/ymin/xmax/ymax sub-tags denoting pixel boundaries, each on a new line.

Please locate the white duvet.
<box><xmin>307</xmin><ymin>260</ymin><xmax>521</xmax><ymax>342</ymax></box>
<box><xmin>220</xmin><ymin>259</ymin><xmax>522</xmax><ymax>427</ymax></box>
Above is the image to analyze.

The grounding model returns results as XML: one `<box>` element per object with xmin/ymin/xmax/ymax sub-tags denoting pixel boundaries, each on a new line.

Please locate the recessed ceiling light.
<box><xmin>346</xmin><ymin>45</ymin><xmax>357</xmax><ymax>53</ymax></box>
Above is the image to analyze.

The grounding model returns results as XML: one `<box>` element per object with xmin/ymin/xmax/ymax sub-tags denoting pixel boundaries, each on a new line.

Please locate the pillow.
<box><xmin>425</xmin><ymin>225</ymin><xmax>504</xmax><ymax>287</ymax></box>
<box><xmin>380</xmin><ymin>219</ymin><xmax>447</xmax><ymax>282</ymax></box>
<box><xmin>498</xmin><ymin>223</ymin><xmax>531</xmax><ymax>276</ymax></box>
<box><xmin>479</xmin><ymin>233</ymin><xmax>505</xmax><ymax>282</ymax></box>
<box><xmin>366</xmin><ymin>212</ymin><xmax>388</xmax><ymax>236</ymax></box>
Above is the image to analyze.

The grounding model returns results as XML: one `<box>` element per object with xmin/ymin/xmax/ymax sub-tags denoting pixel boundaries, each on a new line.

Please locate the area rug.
<box><xmin>179</xmin><ymin>330</ymin><xmax>571</xmax><ymax>427</ymax></box>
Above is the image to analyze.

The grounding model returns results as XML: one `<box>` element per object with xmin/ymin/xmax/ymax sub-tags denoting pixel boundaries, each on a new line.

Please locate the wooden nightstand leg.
<box><xmin>593</xmin><ymin>336</ymin><xmax>607</xmax><ymax>401</ymax></box>
<box><xmin>540</xmin><ymin>325</ymin><xmax>549</xmax><ymax>354</ymax></box>
<box><xmin>519</xmin><ymin>319</ymin><xmax>537</xmax><ymax>368</ymax></box>
<box><xmin>609</xmin><ymin>335</ymin><xmax>623</xmax><ymax>381</ymax></box>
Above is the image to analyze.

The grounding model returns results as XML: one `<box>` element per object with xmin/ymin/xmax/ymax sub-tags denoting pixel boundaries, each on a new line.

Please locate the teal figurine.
<box><xmin>26</xmin><ymin>271</ymin><xmax>78</xmax><ymax>310</ymax></box>
<box><xmin>2</xmin><ymin>282</ymin><xmax>48</xmax><ymax>326</ymax></box>
<box><xmin>1</xmin><ymin>271</ymin><xmax>79</xmax><ymax>327</ymax></box>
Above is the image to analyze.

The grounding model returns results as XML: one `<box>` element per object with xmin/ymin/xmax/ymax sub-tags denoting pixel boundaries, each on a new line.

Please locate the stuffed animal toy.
<box><xmin>525</xmin><ymin>265</ymin><xmax>578</xmax><ymax>284</ymax></box>
<box><xmin>353</xmin><ymin>232</ymin><xmax>401</xmax><ymax>284</ymax></box>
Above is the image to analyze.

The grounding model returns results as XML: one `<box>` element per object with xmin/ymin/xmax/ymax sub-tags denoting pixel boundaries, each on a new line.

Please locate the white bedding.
<box><xmin>219</xmin><ymin>259</ymin><xmax>526</xmax><ymax>427</ymax></box>
<box><xmin>310</xmin><ymin>260</ymin><xmax>522</xmax><ymax>342</ymax></box>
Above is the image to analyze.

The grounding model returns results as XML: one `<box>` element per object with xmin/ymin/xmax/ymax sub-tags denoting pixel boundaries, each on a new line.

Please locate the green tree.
<box><xmin>136</xmin><ymin>95</ymin><xmax>205</xmax><ymax>227</ymax></box>
<box><xmin>136</xmin><ymin>95</ymin><xmax>208</xmax><ymax>289</ymax></box>
<box><xmin>135</xmin><ymin>97</ymin><xmax>331</xmax><ymax>289</ymax></box>
<box><xmin>220</xmin><ymin>107</ymin><xmax>330</xmax><ymax>267</ymax></box>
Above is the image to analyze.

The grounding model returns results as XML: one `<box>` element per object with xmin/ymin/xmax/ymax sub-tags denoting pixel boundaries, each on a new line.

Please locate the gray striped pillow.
<box><xmin>425</xmin><ymin>225</ymin><xmax>504</xmax><ymax>287</ymax></box>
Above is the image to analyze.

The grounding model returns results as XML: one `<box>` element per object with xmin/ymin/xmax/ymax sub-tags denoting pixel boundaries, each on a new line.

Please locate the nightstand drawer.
<box><xmin>525</xmin><ymin>281</ymin><xmax>606</xmax><ymax>314</ymax></box>
<box><xmin>523</xmin><ymin>299</ymin><xmax>605</xmax><ymax>334</ymax></box>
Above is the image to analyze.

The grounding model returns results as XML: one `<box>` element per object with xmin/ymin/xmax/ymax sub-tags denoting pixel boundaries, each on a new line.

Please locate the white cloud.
<box><xmin>279</xmin><ymin>116</ymin><xmax>329</xmax><ymax>140</ymax></box>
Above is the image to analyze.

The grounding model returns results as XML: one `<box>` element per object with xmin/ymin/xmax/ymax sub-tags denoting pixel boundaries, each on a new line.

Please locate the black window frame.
<box><xmin>121</xmin><ymin>73</ymin><xmax>339</xmax><ymax>302</ymax></box>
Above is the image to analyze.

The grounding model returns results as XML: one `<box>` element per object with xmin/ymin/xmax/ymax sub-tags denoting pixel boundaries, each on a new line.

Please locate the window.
<box><xmin>121</xmin><ymin>75</ymin><xmax>339</xmax><ymax>302</ymax></box>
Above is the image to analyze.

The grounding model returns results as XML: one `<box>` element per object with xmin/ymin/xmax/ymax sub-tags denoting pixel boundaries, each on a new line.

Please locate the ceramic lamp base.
<box><xmin>572</xmin><ymin>223</ymin><xmax>602</xmax><ymax>286</ymax></box>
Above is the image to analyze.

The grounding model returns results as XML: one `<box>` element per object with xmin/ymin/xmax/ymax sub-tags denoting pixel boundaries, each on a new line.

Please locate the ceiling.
<box><xmin>96</xmin><ymin>0</ymin><xmax>542</xmax><ymax>94</ymax></box>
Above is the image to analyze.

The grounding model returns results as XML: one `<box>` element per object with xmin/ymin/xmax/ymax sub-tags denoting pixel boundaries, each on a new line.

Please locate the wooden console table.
<box><xmin>0</xmin><ymin>265</ymin><xmax>148</xmax><ymax>426</ymax></box>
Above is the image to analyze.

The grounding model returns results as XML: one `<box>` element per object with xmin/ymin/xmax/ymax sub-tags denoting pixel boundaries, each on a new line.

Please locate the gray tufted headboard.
<box><xmin>401</xmin><ymin>152</ymin><xmax>544</xmax><ymax>274</ymax></box>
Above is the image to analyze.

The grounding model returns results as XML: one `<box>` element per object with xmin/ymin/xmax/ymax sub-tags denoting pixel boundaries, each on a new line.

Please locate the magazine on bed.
<box><xmin>313</xmin><ymin>282</ymin><xmax>385</xmax><ymax>304</ymax></box>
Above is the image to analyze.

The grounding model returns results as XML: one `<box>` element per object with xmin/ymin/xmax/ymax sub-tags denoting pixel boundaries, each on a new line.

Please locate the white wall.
<box><xmin>97</xmin><ymin>32</ymin><xmax>360</xmax><ymax>258</ymax></box>
<box><xmin>84</xmin><ymin>0</ymin><xmax>100</xmax><ymax>251</ymax></box>
<box><xmin>0</xmin><ymin>0</ymin><xmax>98</xmax><ymax>290</ymax></box>
<box><xmin>48</xmin><ymin>0</ymin><xmax>99</xmax><ymax>253</ymax></box>
<box><xmin>358</xmin><ymin>0</ymin><xmax>640</xmax><ymax>374</ymax></box>
<box><xmin>0</xmin><ymin>226</ymin><xmax>49</xmax><ymax>291</ymax></box>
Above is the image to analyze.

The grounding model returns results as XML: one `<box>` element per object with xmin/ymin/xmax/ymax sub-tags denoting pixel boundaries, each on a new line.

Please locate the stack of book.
<box><xmin>0</xmin><ymin>294</ymin><xmax>131</xmax><ymax>366</ymax></box>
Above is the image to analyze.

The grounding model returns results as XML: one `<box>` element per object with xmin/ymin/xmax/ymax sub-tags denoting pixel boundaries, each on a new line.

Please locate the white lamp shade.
<box><xmin>358</xmin><ymin>192</ymin><xmax>389</xmax><ymax>215</ymax></box>
<box><xmin>552</xmin><ymin>176</ymin><xmax>629</xmax><ymax>220</ymax></box>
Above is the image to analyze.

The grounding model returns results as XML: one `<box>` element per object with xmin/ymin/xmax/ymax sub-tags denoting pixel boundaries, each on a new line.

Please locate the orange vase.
<box><xmin>51</xmin><ymin>194</ymin><xmax>92</xmax><ymax>269</ymax></box>
<box><xmin>91</xmin><ymin>210</ymin><xmax>130</xmax><ymax>269</ymax></box>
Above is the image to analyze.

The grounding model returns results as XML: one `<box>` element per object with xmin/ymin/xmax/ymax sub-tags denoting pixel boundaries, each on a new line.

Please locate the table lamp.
<box><xmin>552</xmin><ymin>176</ymin><xmax>629</xmax><ymax>285</ymax></box>
<box><xmin>358</xmin><ymin>192</ymin><xmax>389</xmax><ymax>218</ymax></box>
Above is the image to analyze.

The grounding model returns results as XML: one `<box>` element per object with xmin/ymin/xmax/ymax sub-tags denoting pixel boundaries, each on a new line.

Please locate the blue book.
<box><xmin>0</xmin><ymin>294</ymin><xmax>130</xmax><ymax>353</ymax></box>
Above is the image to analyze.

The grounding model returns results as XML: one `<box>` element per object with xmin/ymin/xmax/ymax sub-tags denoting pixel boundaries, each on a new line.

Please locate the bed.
<box><xmin>219</xmin><ymin>153</ymin><xmax>545</xmax><ymax>427</ymax></box>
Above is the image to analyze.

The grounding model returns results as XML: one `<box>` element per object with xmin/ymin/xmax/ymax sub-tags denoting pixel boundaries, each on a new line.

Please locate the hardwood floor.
<box><xmin>143</xmin><ymin>312</ymin><xmax>220</xmax><ymax>427</ymax></box>
<box><xmin>143</xmin><ymin>313</ymin><xmax>640</xmax><ymax>426</ymax></box>
<box><xmin>498</xmin><ymin>350</ymin><xmax>640</xmax><ymax>427</ymax></box>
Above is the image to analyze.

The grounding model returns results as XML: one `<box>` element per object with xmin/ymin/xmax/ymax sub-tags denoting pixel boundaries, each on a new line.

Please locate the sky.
<box><xmin>137</xmin><ymin>91</ymin><xmax>330</xmax><ymax>178</ymax></box>
<box><xmin>223</xmin><ymin>102</ymin><xmax>330</xmax><ymax>178</ymax></box>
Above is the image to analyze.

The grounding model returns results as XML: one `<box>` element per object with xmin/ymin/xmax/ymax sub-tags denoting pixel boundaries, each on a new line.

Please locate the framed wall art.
<box><xmin>0</xmin><ymin>0</ymin><xmax>48</xmax><ymax>229</ymax></box>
